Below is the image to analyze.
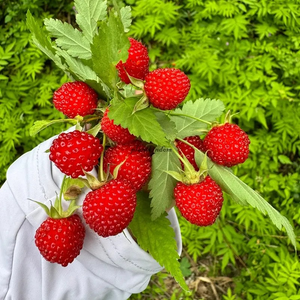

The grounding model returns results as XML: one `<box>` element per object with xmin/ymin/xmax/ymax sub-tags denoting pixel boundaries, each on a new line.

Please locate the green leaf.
<box><xmin>91</xmin><ymin>10</ymin><xmax>130</xmax><ymax>90</ymax></box>
<box><xmin>75</xmin><ymin>0</ymin><xmax>107</xmax><ymax>43</ymax></box>
<box><xmin>129</xmin><ymin>191</ymin><xmax>189</xmax><ymax>291</ymax></box>
<box><xmin>26</xmin><ymin>11</ymin><xmax>66</xmax><ymax>71</ymax></box>
<box><xmin>278</xmin><ymin>155</ymin><xmax>292</xmax><ymax>165</ymax></box>
<box><xmin>180</xmin><ymin>257</ymin><xmax>192</xmax><ymax>277</ymax></box>
<box><xmin>120</xmin><ymin>6</ymin><xmax>132</xmax><ymax>32</ymax></box>
<box><xmin>193</xmin><ymin>149</ymin><xmax>297</xmax><ymax>249</ymax></box>
<box><xmin>30</xmin><ymin>119</ymin><xmax>78</xmax><ymax>136</ymax></box>
<box><xmin>149</xmin><ymin>147</ymin><xmax>181</xmax><ymax>220</ymax></box>
<box><xmin>108</xmin><ymin>98</ymin><xmax>169</xmax><ymax>146</ymax></box>
<box><xmin>155</xmin><ymin>112</ymin><xmax>178</xmax><ymax>141</ymax></box>
<box><xmin>170</xmin><ymin>98</ymin><xmax>225</xmax><ymax>138</ymax></box>
<box><xmin>55</xmin><ymin>48</ymin><xmax>108</xmax><ymax>98</ymax></box>
<box><xmin>44</xmin><ymin>18</ymin><xmax>91</xmax><ymax>60</ymax></box>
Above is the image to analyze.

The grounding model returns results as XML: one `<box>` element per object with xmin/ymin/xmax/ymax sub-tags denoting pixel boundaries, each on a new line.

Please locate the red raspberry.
<box><xmin>175</xmin><ymin>136</ymin><xmax>206</xmax><ymax>171</ymax></box>
<box><xmin>49</xmin><ymin>130</ymin><xmax>103</xmax><ymax>178</ymax></box>
<box><xmin>144</xmin><ymin>68</ymin><xmax>191</xmax><ymax>110</ymax></box>
<box><xmin>174</xmin><ymin>176</ymin><xmax>224</xmax><ymax>226</ymax></box>
<box><xmin>35</xmin><ymin>214</ymin><xmax>85</xmax><ymax>267</ymax></box>
<box><xmin>103</xmin><ymin>141</ymin><xmax>151</xmax><ymax>191</ymax></box>
<box><xmin>116</xmin><ymin>38</ymin><xmax>149</xmax><ymax>84</ymax></box>
<box><xmin>82</xmin><ymin>179</ymin><xmax>136</xmax><ymax>237</ymax></box>
<box><xmin>203</xmin><ymin>123</ymin><xmax>250</xmax><ymax>167</ymax></box>
<box><xmin>100</xmin><ymin>108</ymin><xmax>136</xmax><ymax>144</ymax></box>
<box><xmin>53</xmin><ymin>81</ymin><xmax>98</xmax><ymax>118</ymax></box>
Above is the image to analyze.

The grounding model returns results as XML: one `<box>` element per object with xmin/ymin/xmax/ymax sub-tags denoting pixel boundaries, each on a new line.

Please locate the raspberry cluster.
<box><xmin>34</xmin><ymin>37</ymin><xmax>251</xmax><ymax>267</ymax></box>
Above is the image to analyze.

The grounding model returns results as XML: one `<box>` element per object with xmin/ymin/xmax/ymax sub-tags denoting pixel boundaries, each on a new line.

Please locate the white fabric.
<box><xmin>0</xmin><ymin>132</ymin><xmax>182</xmax><ymax>300</ymax></box>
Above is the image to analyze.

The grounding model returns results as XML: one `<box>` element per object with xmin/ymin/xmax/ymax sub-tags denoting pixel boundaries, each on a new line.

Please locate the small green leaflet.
<box><xmin>193</xmin><ymin>148</ymin><xmax>297</xmax><ymax>249</ymax></box>
<box><xmin>44</xmin><ymin>18</ymin><xmax>91</xmax><ymax>60</ymax></box>
<box><xmin>120</xmin><ymin>6</ymin><xmax>132</xmax><ymax>32</ymax></box>
<box><xmin>74</xmin><ymin>0</ymin><xmax>107</xmax><ymax>43</ymax></box>
<box><xmin>108</xmin><ymin>98</ymin><xmax>169</xmax><ymax>146</ymax></box>
<box><xmin>91</xmin><ymin>10</ymin><xmax>129</xmax><ymax>90</ymax></box>
<box><xmin>128</xmin><ymin>192</ymin><xmax>189</xmax><ymax>291</ymax></box>
<box><xmin>149</xmin><ymin>147</ymin><xmax>181</xmax><ymax>220</ymax></box>
<box><xmin>30</xmin><ymin>119</ymin><xmax>78</xmax><ymax>136</ymax></box>
<box><xmin>170</xmin><ymin>98</ymin><xmax>225</xmax><ymax>138</ymax></box>
<box><xmin>26</xmin><ymin>11</ymin><xmax>66</xmax><ymax>71</ymax></box>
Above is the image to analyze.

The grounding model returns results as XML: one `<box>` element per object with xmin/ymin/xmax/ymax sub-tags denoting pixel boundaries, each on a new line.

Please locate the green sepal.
<box><xmin>29</xmin><ymin>199</ymin><xmax>50</xmax><ymax>215</ymax></box>
<box><xmin>127</xmin><ymin>73</ymin><xmax>145</xmax><ymax>89</ymax></box>
<box><xmin>112</xmin><ymin>159</ymin><xmax>127</xmax><ymax>179</ymax></box>
<box><xmin>163</xmin><ymin>170</ymin><xmax>184</xmax><ymax>182</ymax></box>
<box><xmin>75</xmin><ymin>122</ymin><xmax>83</xmax><ymax>131</ymax></box>
<box><xmin>62</xmin><ymin>178</ymin><xmax>86</xmax><ymax>200</ymax></box>
<box><xmin>133</xmin><ymin>94</ymin><xmax>149</xmax><ymax>113</ymax></box>
<box><xmin>63</xmin><ymin>200</ymin><xmax>82</xmax><ymax>217</ymax></box>
<box><xmin>49</xmin><ymin>204</ymin><xmax>62</xmax><ymax>219</ymax></box>
<box><xmin>86</xmin><ymin>123</ymin><xmax>101</xmax><ymax>137</ymax></box>
<box><xmin>82</xmin><ymin>170</ymin><xmax>105</xmax><ymax>190</ymax></box>
<box><xmin>29</xmin><ymin>199</ymin><xmax>61</xmax><ymax>219</ymax></box>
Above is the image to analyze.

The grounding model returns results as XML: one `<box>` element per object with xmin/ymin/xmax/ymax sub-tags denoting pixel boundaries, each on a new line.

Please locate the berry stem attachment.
<box><xmin>99</xmin><ymin>133</ymin><xmax>107</xmax><ymax>182</ymax></box>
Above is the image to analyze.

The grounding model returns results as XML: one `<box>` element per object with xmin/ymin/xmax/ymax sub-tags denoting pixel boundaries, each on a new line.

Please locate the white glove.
<box><xmin>0</xmin><ymin>131</ymin><xmax>182</xmax><ymax>300</ymax></box>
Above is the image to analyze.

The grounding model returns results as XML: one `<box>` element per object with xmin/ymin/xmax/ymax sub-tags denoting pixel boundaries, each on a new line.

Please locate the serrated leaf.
<box><xmin>155</xmin><ymin>112</ymin><xmax>178</xmax><ymax>141</ymax></box>
<box><xmin>26</xmin><ymin>11</ymin><xmax>56</xmax><ymax>56</ymax></box>
<box><xmin>26</xmin><ymin>11</ymin><xmax>66</xmax><ymax>71</ymax></box>
<box><xmin>108</xmin><ymin>98</ymin><xmax>169</xmax><ymax>146</ymax></box>
<box><xmin>75</xmin><ymin>0</ymin><xmax>107</xmax><ymax>43</ymax></box>
<box><xmin>170</xmin><ymin>98</ymin><xmax>225</xmax><ymax>138</ymax></box>
<box><xmin>149</xmin><ymin>148</ymin><xmax>181</xmax><ymax>220</ymax></box>
<box><xmin>120</xmin><ymin>6</ymin><xmax>132</xmax><ymax>32</ymax></box>
<box><xmin>30</xmin><ymin>119</ymin><xmax>78</xmax><ymax>136</ymax></box>
<box><xmin>193</xmin><ymin>149</ymin><xmax>297</xmax><ymax>249</ymax></box>
<box><xmin>91</xmin><ymin>10</ymin><xmax>130</xmax><ymax>90</ymax></box>
<box><xmin>44</xmin><ymin>18</ymin><xmax>91</xmax><ymax>60</ymax></box>
<box><xmin>129</xmin><ymin>191</ymin><xmax>189</xmax><ymax>291</ymax></box>
<box><xmin>55</xmin><ymin>48</ymin><xmax>108</xmax><ymax>98</ymax></box>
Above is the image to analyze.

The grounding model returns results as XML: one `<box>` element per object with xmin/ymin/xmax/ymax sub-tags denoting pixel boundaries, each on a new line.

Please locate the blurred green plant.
<box><xmin>126</xmin><ymin>0</ymin><xmax>300</xmax><ymax>299</ymax></box>
<box><xmin>0</xmin><ymin>1</ymin><xmax>73</xmax><ymax>183</ymax></box>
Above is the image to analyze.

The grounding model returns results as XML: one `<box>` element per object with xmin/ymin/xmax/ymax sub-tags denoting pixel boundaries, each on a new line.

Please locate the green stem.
<box><xmin>58</xmin><ymin>175</ymin><xmax>67</xmax><ymax>215</ymax></box>
<box><xmin>84</xmin><ymin>116</ymin><xmax>101</xmax><ymax>123</ymax></box>
<box><xmin>99</xmin><ymin>133</ymin><xmax>107</xmax><ymax>182</ymax></box>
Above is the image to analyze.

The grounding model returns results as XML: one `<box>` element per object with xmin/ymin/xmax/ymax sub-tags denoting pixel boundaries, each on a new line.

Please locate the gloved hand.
<box><xmin>0</xmin><ymin>130</ymin><xmax>182</xmax><ymax>300</ymax></box>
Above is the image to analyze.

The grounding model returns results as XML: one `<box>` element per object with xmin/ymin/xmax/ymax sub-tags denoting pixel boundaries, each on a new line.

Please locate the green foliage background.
<box><xmin>1</xmin><ymin>0</ymin><xmax>300</xmax><ymax>299</ymax></box>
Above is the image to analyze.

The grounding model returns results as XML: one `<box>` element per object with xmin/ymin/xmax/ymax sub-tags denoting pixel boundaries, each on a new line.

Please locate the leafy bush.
<box><xmin>1</xmin><ymin>0</ymin><xmax>300</xmax><ymax>299</ymax></box>
<box><xmin>0</xmin><ymin>1</ymin><xmax>73</xmax><ymax>183</ymax></box>
<box><xmin>125</xmin><ymin>0</ymin><xmax>300</xmax><ymax>299</ymax></box>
